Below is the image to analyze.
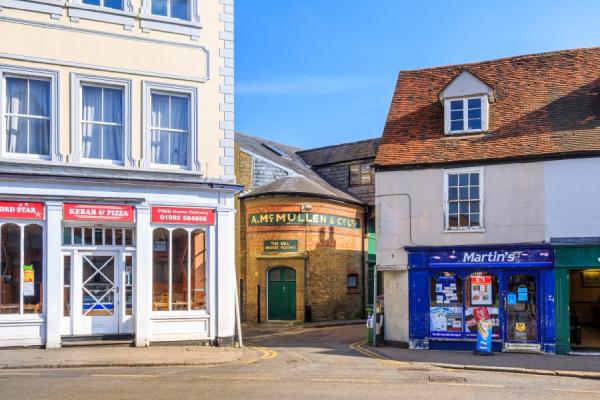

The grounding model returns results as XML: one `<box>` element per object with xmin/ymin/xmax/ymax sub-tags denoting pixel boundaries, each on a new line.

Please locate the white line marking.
<box><xmin>90</xmin><ymin>374</ymin><xmax>159</xmax><ymax>378</ymax></box>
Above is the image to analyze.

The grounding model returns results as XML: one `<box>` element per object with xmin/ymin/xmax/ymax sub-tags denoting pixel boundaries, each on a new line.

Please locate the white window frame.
<box><xmin>0</xmin><ymin>66</ymin><xmax>61</xmax><ymax>162</ymax></box>
<box><xmin>66</xmin><ymin>0</ymin><xmax>135</xmax><ymax>30</ymax></box>
<box><xmin>71</xmin><ymin>73</ymin><xmax>133</xmax><ymax>167</ymax></box>
<box><xmin>443</xmin><ymin>167</ymin><xmax>485</xmax><ymax>233</ymax></box>
<box><xmin>444</xmin><ymin>95</ymin><xmax>488</xmax><ymax>135</ymax></box>
<box><xmin>139</xmin><ymin>0</ymin><xmax>202</xmax><ymax>40</ymax></box>
<box><xmin>142</xmin><ymin>81</ymin><xmax>200</xmax><ymax>172</ymax></box>
<box><xmin>150</xmin><ymin>226</ymin><xmax>209</xmax><ymax>315</ymax></box>
<box><xmin>0</xmin><ymin>0</ymin><xmax>65</xmax><ymax>19</ymax></box>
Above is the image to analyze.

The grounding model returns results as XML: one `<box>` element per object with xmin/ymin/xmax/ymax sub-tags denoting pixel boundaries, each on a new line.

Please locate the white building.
<box><xmin>375</xmin><ymin>47</ymin><xmax>600</xmax><ymax>353</ymax></box>
<box><xmin>0</xmin><ymin>0</ymin><xmax>239</xmax><ymax>348</ymax></box>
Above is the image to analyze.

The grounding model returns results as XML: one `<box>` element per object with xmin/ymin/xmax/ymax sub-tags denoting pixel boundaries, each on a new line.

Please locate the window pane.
<box><xmin>467</xmin><ymin>98</ymin><xmax>481</xmax><ymax>109</ymax></box>
<box><xmin>284</xmin><ymin>268</ymin><xmax>296</xmax><ymax>281</ymax></box>
<box><xmin>29</xmin><ymin>118</ymin><xmax>50</xmax><ymax>155</ymax></box>
<box><xmin>82</xmin><ymin>123</ymin><xmax>102</xmax><ymax>159</ymax></box>
<box><xmin>469</xmin><ymin>173</ymin><xmax>479</xmax><ymax>185</ymax></box>
<box><xmin>0</xmin><ymin>224</ymin><xmax>20</xmax><ymax>314</ymax></box>
<box><xmin>83</xmin><ymin>0</ymin><xmax>101</xmax><ymax>5</ymax></box>
<box><xmin>450</xmin><ymin>120</ymin><xmax>463</xmax><ymax>131</ymax></box>
<box><xmin>448</xmin><ymin>214</ymin><xmax>458</xmax><ymax>227</ymax></box>
<box><xmin>170</xmin><ymin>96</ymin><xmax>189</xmax><ymax>131</ymax></box>
<box><xmin>459</xmin><ymin>187</ymin><xmax>468</xmax><ymax>200</ymax></box>
<box><xmin>191</xmin><ymin>230</ymin><xmax>205</xmax><ymax>310</ymax></box>
<box><xmin>63</xmin><ymin>227</ymin><xmax>72</xmax><ymax>245</ymax></box>
<box><xmin>124</xmin><ymin>255</ymin><xmax>133</xmax><ymax>316</ymax></box>
<box><xmin>6</xmin><ymin>78</ymin><xmax>27</xmax><ymax>115</ymax></box>
<box><xmin>470</xmin><ymin>186</ymin><xmax>479</xmax><ymax>200</ymax></box>
<box><xmin>349</xmin><ymin>164</ymin><xmax>360</xmax><ymax>185</ymax></box>
<box><xmin>151</xmin><ymin>130</ymin><xmax>170</xmax><ymax>164</ymax></box>
<box><xmin>448</xmin><ymin>187</ymin><xmax>458</xmax><ymax>201</ymax></box>
<box><xmin>151</xmin><ymin>0</ymin><xmax>167</xmax><ymax>16</ymax></box>
<box><xmin>6</xmin><ymin>116</ymin><xmax>27</xmax><ymax>154</ymax></box>
<box><xmin>448</xmin><ymin>174</ymin><xmax>458</xmax><ymax>186</ymax></box>
<box><xmin>105</xmin><ymin>228</ymin><xmax>113</xmax><ymax>245</ymax></box>
<box><xmin>74</xmin><ymin>227</ymin><xmax>83</xmax><ymax>245</ymax></box>
<box><xmin>468</xmin><ymin>118</ymin><xmax>482</xmax><ymax>130</ymax></box>
<box><xmin>347</xmin><ymin>274</ymin><xmax>358</xmax><ymax>289</ymax></box>
<box><xmin>171</xmin><ymin>229</ymin><xmax>188</xmax><ymax>310</ymax></box>
<box><xmin>170</xmin><ymin>132</ymin><xmax>188</xmax><ymax>166</ymax></box>
<box><xmin>268</xmin><ymin>269</ymin><xmax>280</xmax><ymax>281</ymax></box>
<box><xmin>63</xmin><ymin>255</ymin><xmax>71</xmax><ymax>317</ymax></box>
<box><xmin>470</xmin><ymin>213</ymin><xmax>480</xmax><ymax>227</ymax></box>
<box><xmin>104</xmin><ymin>0</ymin><xmax>123</xmax><ymax>9</ymax></box>
<box><xmin>115</xmin><ymin>229</ymin><xmax>123</xmax><ymax>246</ymax></box>
<box><xmin>450</xmin><ymin>100</ymin><xmax>463</xmax><ymax>110</ymax></box>
<box><xmin>83</xmin><ymin>227</ymin><xmax>93</xmax><ymax>245</ymax></box>
<box><xmin>459</xmin><ymin>201</ymin><xmax>469</xmax><ymax>213</ymax></box>
<box><xmin>458</xmin><ymin>173</ymin><xmax>468</xmax><ymax>186</ymax></box>
<box><xmin>102</xmin><ymin>126</ymin><xmax>123</xmax><ymax>161</ymax></box>
<box><xmin>102</xmin><ymin>88</ymin><xmax>123</xmax><ymax>124</ymax></box>
<box><xmin>450</xmin><ymin>110</ymin><xmax>463</xmax><ymax>121</ymax></box>
<box><xmin>82</xmin><ymin>86</ymin><xmax>102</xmax><ymax>122</ymax></box>
<box><xmin>125</xmin><ymin>229</ymin><xmax>133</xmax><ymax>246</ymax></box>
<box><xmin>94</xmin><ymin>228</ymin><xmax>103</xmax><ymax>245</ymax></box>
<box><xmin>449</xmin><ymin>202</ymin><xmax>458</xmax><ymax>214</ymax></box>
<box><xmin>28</xmin><ymin>80</ymin><xmax>50</xmax><ymax>117</ymax></box>
<box><xmin>151</xmin><ymin>94</ymin><xmax>170</xmax><ymax>129</ymax></box>
<box><xmin>468</xmin><ymin>108</ymin><xmax>481</xmax><ymax>120</ymax></box>
<box><xmin>24</xmin><ymin>225</ymin><xmax>43</xmax><ymax>314</ymax></box>
<box><xmin>152</xmin><ymin>229</ymin><xmax>169</xmax><ymax>311</ymax></box>
<box><xmin>470</xmin><ymin>201</ymin><xmax>480</xmax><ymax>214</ymax></box>
<box><xmin>170</xmin><ymin>0</ymin><xmax>189</xmax><ymax>20</ymax></box>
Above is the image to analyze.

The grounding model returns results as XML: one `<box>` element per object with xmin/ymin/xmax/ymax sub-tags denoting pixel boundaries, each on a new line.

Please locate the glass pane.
<box><xmin>103</xmin><ymin>0</ymin><xmax>123</xmax><ymax>9</ymax></box>
<box><xmin>448</xmin><ymin>174</ymin><xmax>458</xmax><ymax>186</ymax></box>
<box><xmin>152</xmin><ymin>229</ymin><xmax>169</xmax><ymax>311</ymax></box>
<box><xmin>23</xmin><ymin>224</ymin><xmax>44</xmax><ymax>314</ymax></box>
<box><xmin>124</xmin><ymin>255</ymin><xmax>133</xmax><ymax>316</ymax></box>
<box><xmin>171</xmin><ymin>229</ymin><xmax>188</xmax><ymax>310</ymax></box>
<box><xmin>0</xmin><ymin>224</ymin><xmax>20</xmax><ymax>314</ymax></box>
<box><xmin>63</xmin><ymin>227</ymin><xmax>72</xmax><ymax>245</ymax></box>
<box><xmin>82</xmin><ymin>86</ymin><xmax>102</xmax><ymax>122</ymax></box>
<box><xmin>448</xmin><ymin>187</ymin><xmax>458</xmax><ymax>201</ymax></box>
<box><xmin>28</xmin><ymin>118</ymin><xmax>50</xmax><ymax>156</ymax></box>
<box><xmin>448</xmin><ymin>214</ymin><xmax>458</xmax><ymax>227</ymax></box>
<box><xmin>459</xmin><ymin>201</ymin><xmax>468</xmax><ymax>213</ymax></box>
<box><xmin>349</xmin><ymin>164</ymin><xmax>360</xmax><ymax>185</ymax></box>
<box><xmin>450</xmin><ymin>100</ymin><xmax>463</xmax><ymax>110</ymax></box>
<box><xmin>170</xmin><ymin>131</ymin><xmax>188</xmax><ymax>166</ymax></box>
<box><xmin>468</xmin><ymin>118</ymin><xmax>482</xmax><ymax>130</ymax></box>
<box><xmin>268</xmin><ymin>269</ymin><xmax>280</xmax><ymax>282</ymax></box>
<box><xmin>115</xmin><ymin>228</ymin><xmax>123</xmax><ymax>246</ymax></box>
<box><xmin>470</xmin><ymin>201</ymin><xmax>480</xmax><ymax>214</ymax></box>
<box><xmin>458</xmin><ymin>173</ymin><xmax>468</xmax><ymax>186</ymax></box>
<box><xmin>82</xmin><ymin>255</ymin><xmax>115</xmax><ymax>316</ymax></box>
<box><xmin>284</xmin><ymin>268</ymin><xmax>296</xmax><ymax>281</ymax></box>
<box><xmin>74</xmin><ymin>227</ymin><xmax>83</xmax><ymax>245</ymax></box>
<box><xmin>170</xmin><ymin>0</ymin><xmax>189</xmax><ymax>20</ymax></box>
<box><xmin>125</xmin><ymin>229</ymin><xmax>133</xmax><ymax>246</ymax></box>
<box><xmin>105</xmin><ymin>228</ymin><xmax>113</xmax><ymax>245</ymax></box>
<box><xmin>190</xmin><ymin>230</ymin><xmax>205</xmax><ymax>310</ymax></box>
<box><xmin>506</xmin><ymin>274</ymin><xmax>537</xmax><ymax>342</ymax></box>
<box><xmin>170</xmin><ymin>96</ymin><xmax>189</xmax><ymax>130</ymax></box>
<box><xmin>468</xmin><ymin>108</ymin><xmax>481</xmax><ymax>119</ymax></box>
<box><xmin>84</xmin><ymin>227</ymin><xmax>93</xmax><ymax>245</ymax></box>
<box><xmin>450</xmin><ymin>110</ymin><xmax>463</xmax><ymax>121</ymax></box>
<box><xmin>28</xmin><ymin>80</ymin><xmax>50</xmax><ymax>117</ymax></box>
<box><xmin>82</xmin><ymin>123</ymin><xmax>102</xmax><ymax>159</ymax></box>
<box><xmin>151</xmin><ymin>94</ymin><xmax>170</xmax><ymax>128</ymax></box>
<box><xmin>94</xmin><ymin>228</ymin><xmax>103</xmax><ymax>245</ymax></box>
<box><xmin>450</xmin><ymin>120</ymin><xmax>463</xmax><ymax>131</ymax></box>
<box><xmin>470</xmin><ymin>186</ymin><xmax>479</xmax><ymax>200</ymax></box>
<box><xmin>102</xmin><ymin>88</ymin><xmax>123</xmax><ymax>124</ymax></box>
<box><xmin>449</xmin><ymin>202</ymin><xmax>458</xmax><ymax>214</ymax></box>
<box><xmin>83</xmin><ymin>0</ymin><xmax>101</xmax><ymax>5</ymax></box>
<box><xmin>6</xmin><ymin>77</ymin><xmax>27</xmax><ymax>114</ymax></box>
<box><xmin>465</xmin><ymin>272</ymin><xmax>500</xmax><ymax>339</ymax></box>
<box><xmin>429</xmin><ymin>273</ymin><xmax>463</xmax><ymax>338</ymax></box>
<box><xmin>469</xmin><ymin>173</ymin><xmax>479</xmax><ymax>185</ymax></box>
<box><xmin>459</xmin><ymin>187</ymin><xmax>468</xmax><ymax>200</ymax></box>
<box><xmin>151</xmin><ymin>0</ymin><xmax>168</xmax><ymax>16</ymax></box>
<box><xmin>347</xmin><ymin>274</ymin><xmax>357</xmax><ymax>288</ymax></box>
<box><xmin>470</xmin><ymin>213</ymin><xmax>480</xmax><ymax>227</ymax></box>
<box><xmin>63</xmin><ymin>255</ymin><xmax>71</xmax><ymax>317</ymax></box>
<box><xmin>467</xmin><ymin>98</ymin><xmax>481</xmax><ymax>109</ymax></box>
<box><xmin>151</xmin><ymin>130</ymin><xmax>170</xmax><ymax>164</ymax></box>
<box><xmin>6</xmin><ymin>116</ymin><xmax>28</xmax><ymax>154</ymax></box>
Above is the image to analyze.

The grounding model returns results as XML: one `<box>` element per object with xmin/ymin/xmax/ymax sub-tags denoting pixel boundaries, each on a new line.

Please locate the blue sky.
<box><xmin>235</xmin><ymin>1</ymin><xmax>600</xmax><ymax>149</ymax></box>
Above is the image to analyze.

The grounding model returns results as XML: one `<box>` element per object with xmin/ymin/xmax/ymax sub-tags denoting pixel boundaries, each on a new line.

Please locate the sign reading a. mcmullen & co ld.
<box><xmin>249</xmin><ymin>212</ymin><xmax>360</xmax><ymax>229</ymax></box>
<box><xmin>264</xmin><ymin>240</ymin><xmax>298</xmax><ymax>253</ymax></box>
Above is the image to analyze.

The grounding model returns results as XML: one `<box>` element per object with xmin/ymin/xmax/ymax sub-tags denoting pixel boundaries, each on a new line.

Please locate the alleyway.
<box><xmin>3</xmin><ymin>325</ymin><xmax>600</xmax><ymax>399</ymax></box>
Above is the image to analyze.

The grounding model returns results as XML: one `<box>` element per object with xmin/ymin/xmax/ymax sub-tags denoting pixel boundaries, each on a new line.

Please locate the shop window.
<box><xmin>0</xmin><ymin>223</ymin><xmax>44</xmax><ymax>315</ymax></box>
<box><xmin>63</xmin><ymin>226</ymin><xmax>135</xmax><ymax>246</ymax></box>
<box><xmin>429</xmin><ymin>272</ymin><xmax>463</xmax><ymax>338</ymax></box>
<box><xmin>465</xmin><ymin>272</ymin><xmax>500</xmax><ymax>339</ymax></box>
<box><xmin>347</xmin><ymin>274</ymin><xmax>358</xmax><ymax>289</ymax></box>
<box><xmin>152</xmin><ymin>228</ymin><xmax>206</xmax><ymax>312</ymax></box>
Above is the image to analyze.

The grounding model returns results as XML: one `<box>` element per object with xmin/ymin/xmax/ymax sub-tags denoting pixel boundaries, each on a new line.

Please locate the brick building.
<box><xmin>235</xmin><ymin>133</ymin><xmax>378</xmax><ymax>322</ymax></box>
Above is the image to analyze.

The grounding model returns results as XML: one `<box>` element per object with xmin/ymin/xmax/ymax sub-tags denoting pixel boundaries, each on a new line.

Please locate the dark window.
<box><xmin>347</xmin><ymin>274</ymin><xmax>358</xmax><ymax>289</ymax></box>
<box><xmin>349</xmin><ymin>162</ymin><xmax>372</xmax><ymax>186</ymax></box>
<box><xmin>447</xmin><ymin>171</ymin><xmax>481</xmax><ymax>229</ymax></box>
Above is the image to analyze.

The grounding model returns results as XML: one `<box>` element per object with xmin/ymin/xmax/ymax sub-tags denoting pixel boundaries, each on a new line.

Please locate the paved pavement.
<box><xmin>1</xmin><ymin>325</ymin><xmax>600</xmax><ymax>399</ymax></box>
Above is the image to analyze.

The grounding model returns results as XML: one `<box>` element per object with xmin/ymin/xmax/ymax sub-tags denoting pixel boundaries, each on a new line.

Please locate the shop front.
<box><xmin>407</xmin><ymin>245</ymin><xmax>555</xmax><ymax>353</ymax></box>
<box><xmin>0</xmin><ymin>175</ymin><xmax>238</xmax><ymax>349</ymax></box>
<box><xmin>555</xmin><ymin>245</ymin><xmax>600</xmax><ymax>354</ymax></box>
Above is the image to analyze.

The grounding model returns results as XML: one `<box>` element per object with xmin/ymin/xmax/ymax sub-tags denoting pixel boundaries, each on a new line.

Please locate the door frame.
<box><xmin>501</xmin><ymin>270</ymin><xmax>541</xmax><ymax>345</ymax></box>
<box><xmin>266</xmin><ymin>266</ymin><xmax>297</xmax><ymax>321</ymax></box>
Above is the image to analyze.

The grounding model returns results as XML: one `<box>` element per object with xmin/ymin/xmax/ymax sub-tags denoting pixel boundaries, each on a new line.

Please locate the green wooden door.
<box><xmin>268</xmin><ymin>267</ymin><xmax>296</xmax><ymax>320</ymax></box>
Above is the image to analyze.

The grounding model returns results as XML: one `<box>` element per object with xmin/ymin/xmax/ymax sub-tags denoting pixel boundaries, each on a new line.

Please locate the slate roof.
<box><xmin>297</xmin><ymin>138</ymin><xmax>380</xmax><ymax>167</ymax></box>
<box><xmin>375</xmin><ymin>47</ymin><xmax>600</xmax><ymax>168</ymax></box>
<box><xmin>236</xmin><ymin>132</ymin><xmax>363</xmax><ymax>205</ymax></box>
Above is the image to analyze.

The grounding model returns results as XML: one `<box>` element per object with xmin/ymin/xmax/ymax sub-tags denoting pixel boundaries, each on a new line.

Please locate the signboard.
<box><xmin>264</xmin><ymin>240</ymin><xmax>298</xmax><ymax>253</ymax></box>
<box><xmin>151</xmin><ymin>206</ymin><xmax>215</xmax><ymax>225</ymax></box>
<box><xmin>429</xmin><ymin>248</ymin><xmax>553</xmax><ymax>267</ymax></box>
<box><xmin>0</xmin><ymin>202</ymin><xmax>44</xmax><ymax>220</ymax></box>
<box><xmin>470</xmin><ymin>274</ymin><xmax>492</xmax><ymax>305</ymax></box>
<box><xmin>582</xmin><ymin>270</ymin><xmax>600</xmax><ymax>288</ymax></box>
<box><xmin>249</xmin><ymin>212</ymin><xmax>360</xmax><ymax>229</ymax></box>
<box><xmin>64</xmin><ymin>204</ymin><xmax>134</xmax><ymax>222</ymax></box>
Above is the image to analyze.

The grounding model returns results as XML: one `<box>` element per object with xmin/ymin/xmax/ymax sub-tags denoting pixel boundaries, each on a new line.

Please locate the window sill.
<box><xmin>0</xmin><ymin>314</ymin><xmax>45</xmax><ymax>323</ymax></box>
<box><xmin>149</xmin><ymin>162</ymin><xmax>191</xmax><ymax>171</ymax></box>
<box><xmin>150</xmin><ymin>310</ymin><xmax>209</xmax><ymax>319</ymax></box>
<box><xmin>66</xmin><ymin>3</ymin><xmax>135</xmax><ymax>30</ymax></box>
<box><xmin>4</xmin><ymin>153</ymin><xmax>52</xmax><ymax>161</ymax></box>
<box><xmin>445</xmin><ymin>129</ymin><xmax>487</xmax><ymax>136</ymax></box>
<box><xmin>81</xmin><ymin>157</ymin><xmax>125</xmax><ymax>166</ymax></box>
<box><xmin>443</xmin><ymin>228</ymin><xmax>486</xmax><ymax>234</ymax></box>
<box><xmin>140</xmin><ymin>14</ymin><xmax>202</xmax><ymax>40</ymax></box>
<box><xmin>0</xmin><ymin>0</ymin><xmax>64</xmax><ymax>19</ymax></box>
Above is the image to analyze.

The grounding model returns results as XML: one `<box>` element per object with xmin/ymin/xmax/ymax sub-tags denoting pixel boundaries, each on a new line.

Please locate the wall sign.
<box><xmin>264</xmin><ymin>240</ymin><xmax>298</xmax><ymax>253</ymax></box>
<box><xmin>429</xmin><ymin>248</ymin><xmax>553</xmax><ymax>267</ymax></box>
<box><xmin>64</xmin><ymin>204</ymin><xmax>134</xmax><ymax>222</ymax></box>
<box><xmin>582</xmin><ymin>270</ymin><xmax>600</xmax><ymax>288</ymax></box>
<box><xmin>0</xmin><ymin>202</ymin><xmax>44</xmax><ymax>220</ymax></box>
<box><xmin>151</xmin><ymin>206</ymin><xmax>215</xmax><ymax>225</ymax></box>
<box><xmin>249</xmin><ymin>212</ymin><xmax>360</xmax><ymax>229</ymax></box>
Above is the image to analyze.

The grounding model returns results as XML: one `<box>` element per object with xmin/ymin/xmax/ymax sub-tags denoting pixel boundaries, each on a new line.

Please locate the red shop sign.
<box><xmin>64</xmin><ymin>204</ymin><xmax>135</xmax><ymax>222</ymax></box>
<box><xmin>151</xmin><ymin>206</ymin><xmax>215</xmax><ymax>225</ymax></box>
<box><xmin>0</xmin><ymin>201</ymin><xmax>44</xmax><ymax>220</ymax></box>
<box><xmin>471</xmin><ymin>275</ymin><xmax>492</xmax><ymax>285</ymax></box>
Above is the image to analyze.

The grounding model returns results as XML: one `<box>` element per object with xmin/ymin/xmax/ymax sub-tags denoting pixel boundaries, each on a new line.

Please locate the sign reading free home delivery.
<box><xmin>249</xmin><ymin>212</ymin><xmax>360</xmax><ymax>229</ymax></box>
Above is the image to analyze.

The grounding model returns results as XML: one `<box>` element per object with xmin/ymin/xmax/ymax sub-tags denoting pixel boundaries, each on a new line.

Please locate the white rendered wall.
<box><xmin>545</xmin><ymin>157</ymin><xmax>600</xmax><ymax>241</ymax></box>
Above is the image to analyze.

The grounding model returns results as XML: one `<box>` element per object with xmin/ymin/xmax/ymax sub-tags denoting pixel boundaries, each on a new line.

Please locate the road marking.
<box><xmin>90</xmin><ymin>374</ymin><xmax>159</xmax><ymax>378</ymax></box>
<box><xmin>552</xmin><ymin>389</ymin><xmax>600</xmax><ymax>395</ymax></box>
<box><xmin>244</xmin><ymin>342</ymin><xmax>278</xmax><ymax>363</ymax></box>
<box><xmin>308</xmin><ymin>378</ymin><xmax>383</xmax><ymax>384</ymax></box>
<box><xmin>246</xmin><ymin>328</ymin><xmax>320</xmax><ymax>341</ymax></box>
<box><xmin>350</xmin><ymin>339</ymin><xmax>391</xmax><ymax>361</ymax></box>
<box><xmin>445</xmin><ymin>383</ymin><xmax>504</xmax><ymax>388</ymax></box>
<box><xmin>0</xmin><ymin>372</ymin><xmax>41</xmax><ymax>376</ymax></box>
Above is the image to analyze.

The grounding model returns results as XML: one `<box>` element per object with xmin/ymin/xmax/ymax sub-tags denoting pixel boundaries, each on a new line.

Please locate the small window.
<box><xmin>82</xmin><ymin>0</ymin><xmax>123</xmax><ymax>10</ymax></box>
<box><xmin>349</xmin><ymin>162</ymin><xmax>373</xmax><ymax>186</ymax></box>
<box><xmin>5</xmin><ymin>77</ymin><xmax>51</xmax><ymax>157</ymax></box>
<box><xmin>151</xmin><ymin>0</ymin><xmax>189</xmax><ymax>20</ymax></box>
<box><xmin>150</xmin><ymin>93</ymin><xmax>190</xmax><ymax>167</ymax></box>
<box><xmin>445</xmin><ymin>96</ymin><xmax>486</xmax><ymax>134</ymax></box>
<box><xmin>347</xmin><ymin>274</ymin><xmax>358</xmax><ymax>289</ymax></box>
<box><xmin>446</xmin><ymin>170</ymin><xmax>482</xmax><ymax>230</ymax></box>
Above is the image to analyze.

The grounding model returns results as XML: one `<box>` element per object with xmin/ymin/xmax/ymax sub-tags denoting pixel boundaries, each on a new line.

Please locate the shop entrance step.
<box><xmin>61</xmin><ymin>334</ymin><xmax>134</xmax><ymax>347</ymax></box>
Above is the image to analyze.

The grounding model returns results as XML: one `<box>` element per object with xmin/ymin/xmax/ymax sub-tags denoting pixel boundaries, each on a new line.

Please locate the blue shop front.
<box><xmin>407</xmin><ymin>245</ymin><xmax>555</xmax><ymax>353</ymax></box>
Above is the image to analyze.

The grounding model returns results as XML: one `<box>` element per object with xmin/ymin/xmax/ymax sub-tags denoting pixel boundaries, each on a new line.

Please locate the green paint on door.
<box><xmin>268</xmin><ymin>267</ymin><xmax>296</xmax><ymax>320</ymax></box>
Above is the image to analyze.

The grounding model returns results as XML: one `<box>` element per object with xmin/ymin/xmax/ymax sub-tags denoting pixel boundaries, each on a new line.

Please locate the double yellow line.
<box><xmin>244</xmin><ymin>342</ymin><xmax>278</xmax><ymax>363</ymax></box>
<box><xmin>350</xmin><ymin>339</ymin><xmax>390</xmax><ymax>361</ymax></box>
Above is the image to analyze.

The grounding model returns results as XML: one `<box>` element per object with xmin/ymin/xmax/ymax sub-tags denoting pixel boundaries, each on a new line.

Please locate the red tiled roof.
<box><xmin>375</xmin><ymin>47</ymin><xmax>600</xmax><ymax>168</ymax></box>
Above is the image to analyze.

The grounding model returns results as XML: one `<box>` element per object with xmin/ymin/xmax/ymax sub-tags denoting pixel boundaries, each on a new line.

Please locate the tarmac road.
<box><xmin>3</xmin><ymin>325</ymin><xmax>600</xmax><ymax>400</ymax></box>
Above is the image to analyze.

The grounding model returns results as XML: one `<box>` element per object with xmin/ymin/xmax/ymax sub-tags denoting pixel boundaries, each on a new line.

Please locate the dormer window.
<box><xmin>447</xmin><ymin>96</ymin><xmax>486</xmax><ymax>134</ymax></box>
<box><xmin>439</xmin><ymin>70</ymin><xmax>494</xmax><ymax>136</ymax></box>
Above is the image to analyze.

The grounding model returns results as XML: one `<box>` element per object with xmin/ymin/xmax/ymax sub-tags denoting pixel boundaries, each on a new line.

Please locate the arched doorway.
<box><xmin>267</xmin><ymin>267</ymin><xmax>296</xmax><ymax>320</ymax></box>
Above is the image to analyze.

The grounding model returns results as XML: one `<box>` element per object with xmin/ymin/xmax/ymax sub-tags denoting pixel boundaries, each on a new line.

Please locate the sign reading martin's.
<box><xmin>249</xmin><ymin>212</ymin><xmax>360</xmax><ymax>229</ymax></box>
<box><xmin>429</xmin><ymin>248</ymin><xmax>553</xmax><ymax>267</ymax></box>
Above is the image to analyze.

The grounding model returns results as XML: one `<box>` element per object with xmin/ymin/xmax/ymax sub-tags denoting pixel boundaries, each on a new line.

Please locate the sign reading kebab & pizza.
<box><xmin>249</xmin><ymin>212</ymin><xmax>360</xmax><ymax>229</ymax></box>
<box><xmin>64</xmin><ymin>204</ymin><xmax>134</xmax><ymax>222</ymax></box>
<box><xmin>0</xmin><ymin>202</ymin><xmax>44</xmax><ymax>219</ymax></box>
<box><xmin>151</xmin><ymin>206</ymin><xmax>215</xmax><ymax>225</ymax></box>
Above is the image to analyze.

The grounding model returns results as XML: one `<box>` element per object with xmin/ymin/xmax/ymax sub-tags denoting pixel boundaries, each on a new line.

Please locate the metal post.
<box><xmin>373</xmin><ymin>267</ymin><xmax>378</xmax><ymax>346</ymax></box>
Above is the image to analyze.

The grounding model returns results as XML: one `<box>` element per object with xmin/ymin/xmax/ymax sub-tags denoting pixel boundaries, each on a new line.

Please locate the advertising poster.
<box><xmin>435</xmin><ymin>275</ymin><xmax>458</xmax><ymax>304</ymax></box>
<box><xmin>517</xmin><ymin>285</ymin><xmax>529</xmax><ymax>302</ymax></box>
<box><xmin>470</xmin><ymin>275</ymin><xmax>492</xmax><ymax>305</ymax></box>
<box><xmin>23</xmin><ymin>264</ymin><xmax>35</xmax><ymax>297</ymax></box>
<box><xmin>430</xmin><ymin>307</ymin><xmax>463</xmax><ymax>338</ymax></box>
<box><xmin>476</xmin><ymin>320</ymin><xmax>493</xmax><ymax>353</ymax></box>
<box><xmin>465</xmin><ymin>307</ymin><xmax>500</xmax><ymax>339</ymax></box>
